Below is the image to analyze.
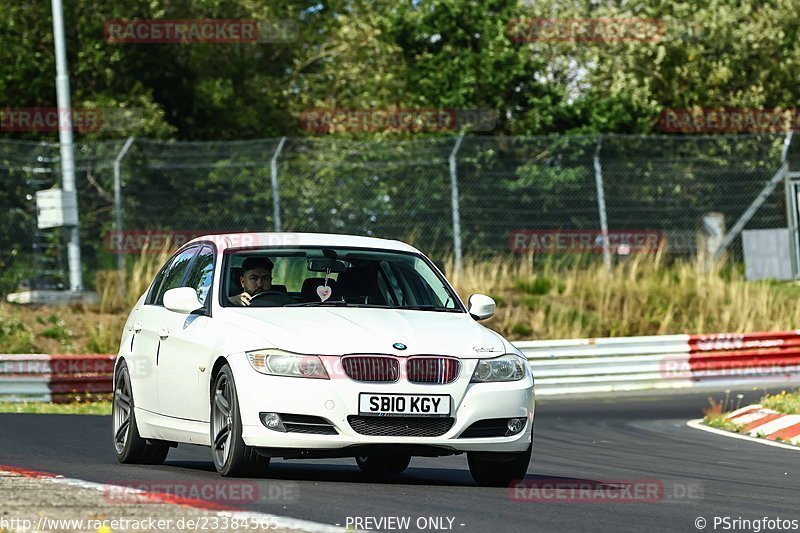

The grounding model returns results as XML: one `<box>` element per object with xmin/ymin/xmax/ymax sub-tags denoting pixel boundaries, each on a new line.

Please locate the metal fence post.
<box><xmin>594</xmin><ymin>135</ymin><xmax>611</xmax><ymax>272</ymax></box>
<box><xmin>113</xmin><ymin>136</ymin><xmax>135</xmax><ymax>301</ymax></box>
<box><xmin>783</xmin><ymin>132</ymin><xmax>799</xmax><ymax>278</ymax></box>
<box><xmin>449</xmin><ymin>134</ymin><xmax>465</xmax><ymax>278</ymax></box>
<box><xmin>270</xmin><ymin>137</ymin><xmax>287</xmax><ymax>232</ymax></box>
<box><xmin>713</xmin><ymin>131</ymin><xmax>792</xmax><ymax>262</ymax></box>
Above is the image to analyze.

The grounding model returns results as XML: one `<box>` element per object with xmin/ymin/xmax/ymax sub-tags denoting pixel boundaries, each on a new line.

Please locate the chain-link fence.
<box><xmin>0</xmin><ymin>133</ymin><xmax>796</xmax><ymax>295</ymax></box>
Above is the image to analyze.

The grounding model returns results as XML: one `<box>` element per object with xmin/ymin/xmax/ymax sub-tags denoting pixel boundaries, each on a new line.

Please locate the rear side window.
<box><xmin>155</xmin><ymin>247</ymin><xmax>198</xmax><ymax>305</ymax></box>
<box><xmin>184</xmin><ymin>246</ymin><xmax>215</xmax><ymax>306</ymax></box>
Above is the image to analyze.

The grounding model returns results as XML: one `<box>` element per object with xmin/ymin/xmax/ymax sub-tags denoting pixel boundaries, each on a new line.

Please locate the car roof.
<box><xmin>184</xmin><ymin>232</ymin><xmax>421</xmax><ymax>254</ymax></box>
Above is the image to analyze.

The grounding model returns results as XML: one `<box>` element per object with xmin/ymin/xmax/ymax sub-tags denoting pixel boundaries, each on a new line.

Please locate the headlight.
<box><xmin>246</xmin><ymin>349</ymin><xmax>329</xmax><ymax>379</ymax></box>
<box><xmin>470</xmin><ymin>354</ymin><xmax>527</xmax><ymax>383</ymax></box>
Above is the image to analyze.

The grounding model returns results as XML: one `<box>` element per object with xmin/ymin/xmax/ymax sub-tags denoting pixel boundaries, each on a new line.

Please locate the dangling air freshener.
<box><xmin>316</xmin><ymin>268</ymin><xmax>332</xmax><ymax>302</ymax></box>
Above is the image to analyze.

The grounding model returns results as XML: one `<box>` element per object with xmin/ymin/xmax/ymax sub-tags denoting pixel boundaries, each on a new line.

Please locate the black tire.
<box><xmin>355</xmin><ymin>454</ymin><xmax>411</xmax><ymax>475</ymax></box>
<box><xmin>113</xmin><ymin>360</ymin><xmax>169</xmax><ymax>465</ymax></box>
<box><xmin>211</xmin><ymin>364</ymin><xmax>270</xmax><ymax>477</ymax></box>
<box><xmin>467</xmin><ymin>443</ymin><xmax>532</xmax><ymax>487</ymax></box>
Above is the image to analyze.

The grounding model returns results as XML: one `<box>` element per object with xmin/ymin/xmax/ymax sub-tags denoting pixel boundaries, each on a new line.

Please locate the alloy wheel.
<box><xmin>212</xmin><ymin>373</ymin><xmax>233</xmax><ymax>468</ymax></box>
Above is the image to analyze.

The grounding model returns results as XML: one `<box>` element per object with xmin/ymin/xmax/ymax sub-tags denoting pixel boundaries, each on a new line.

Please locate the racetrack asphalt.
<box><xmin>1</xmin><ymin>390</ymin><xmax>798</xmax><ymax>533</ymax></box>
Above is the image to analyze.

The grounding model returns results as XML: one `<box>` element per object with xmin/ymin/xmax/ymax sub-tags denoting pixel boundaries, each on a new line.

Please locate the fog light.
<box><xmin>506</xmin><ymin>418</ymin><xmax>525</xmax><ymax>436</ymax></box>
<box><xmin>260</xmin><ymin>412</ymin><xmax>286</xmax><ymax>432</ymax></box>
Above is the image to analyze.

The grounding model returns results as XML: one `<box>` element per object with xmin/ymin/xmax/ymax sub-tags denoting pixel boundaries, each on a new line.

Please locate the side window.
<box><xmin>146</xmin><ymin>263</ymin><xmax>171</xmax><ymax>305</ymax></box>
<box><xmin>155</xmin><ymin>247</ymin><xmax>198</xmax><ymax>305</ymax></box>
<box><xmin>184</xmin><ymin>246</ymin><xmax>214</xmax><ymax>306</ymax></box>
<box><xmin>412</xmin><ymin>258</ymin><xmax>457</xmax><ymax>308</ymax></box>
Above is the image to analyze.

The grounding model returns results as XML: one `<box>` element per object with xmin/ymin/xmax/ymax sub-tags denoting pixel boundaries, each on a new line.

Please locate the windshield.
<box><xmin>222</xmin><ymin>247</ymin><xmax>462</xmax><ymax>311</ymax></box>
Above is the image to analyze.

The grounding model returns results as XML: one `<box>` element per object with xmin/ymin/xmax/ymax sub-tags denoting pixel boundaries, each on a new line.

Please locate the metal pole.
<box><xmin>786</xmin><ymin>178</ymin><xmax>799</xmax><ymax>278</ymax></box>
<box><xmin>783</xmin><ymin>132</ymin><xmax>799</xmax><ymax>278</ymax></box>
<box><xmin>51</xmin><ymin>0</ymin><xmax>82</xmax><ymax>292</ymax></box>
<box><xmin>113</xmin><ymin>136</ymin><xmax>135</xmax><ymax>301</ymax></box>
<box><xmin>270</xmin><ymin>136</ymin><xmax>287</xmax><ymax>232</ymax></box>
<box><xmin>713</xmin><ymin>131</ymin><xmax>793</xmax><ymax>262</ymax></box>
<box><xmin>449</xmin><ymin>134</ymin><xmax>465</xmax><ymax>278</ymax></box>
<box><xmin>594</xmin><ymin>135</ymin><xmax>611</xmax><ymax>272</ymax></box>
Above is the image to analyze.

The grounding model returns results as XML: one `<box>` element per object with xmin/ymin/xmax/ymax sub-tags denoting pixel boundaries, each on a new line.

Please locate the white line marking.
<box><xmin>686</xmin><ymin>419</ymin><xmax>800</xmax><ymax>452</ymax></box>
<box><xmin>726</xmin><ymin>404</ymin><xmax>762</xmax><ymax>418</ymax></box>
<box><xmin>747</xmin><ymin>414</ymin><xmax>800</xmax><ymax>437</ymax></box>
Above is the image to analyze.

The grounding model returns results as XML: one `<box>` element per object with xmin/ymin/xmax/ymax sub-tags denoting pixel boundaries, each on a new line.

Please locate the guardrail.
<box><xmin>519</xmin><ymin>330</ymin><xmax>800</xmax><ymax>396</ymax></box>
<box><xmin>2</xmin><ymin>330</ymin><xmax>800</xmax><ymax>402</ymax></box>
<box><xmin>0</xmin><ymin>354</ymin><xmax>115</xmax><ymax>403</ymax></box>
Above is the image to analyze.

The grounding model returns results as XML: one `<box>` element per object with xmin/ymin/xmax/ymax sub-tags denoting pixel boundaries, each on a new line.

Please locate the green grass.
<box><xmin>702</xmin><ymin>397</ymin><xmax>745</xmax><ymax>432</ymax></box>
<box><xmin>0</xmin><ymin>312</ymin><xmax>39</xmax><ymax>353</ymax></box>
<box><xmin>86</xmin><ymin>323</ymin><xmax>120</xmax><ymax>353</ymax></box>
<box><xmin>759</xmin><ymin>389</ymin><xmax>800</xmax><ymax>415</ymax></box>
<box><xmin>0</xmin><ymin>401</ymin><xmax>112</xmax><ymax>415</ymax></box>
<box><xmin>703</xmin><ymin>413</ymin><xmax>745</xmax><ymax>433</ymax></box>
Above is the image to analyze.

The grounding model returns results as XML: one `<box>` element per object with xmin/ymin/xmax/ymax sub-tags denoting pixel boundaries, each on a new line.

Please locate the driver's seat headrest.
<box><xmin>228</xmin><ymin>267</ymin><xmax>243</xmax><ymax>297</ymax></box>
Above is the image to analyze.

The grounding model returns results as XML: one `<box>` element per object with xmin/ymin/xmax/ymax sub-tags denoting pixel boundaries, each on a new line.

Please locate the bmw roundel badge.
<box><xmin>392</xmin><ymin>342</ymin><xmax>407</xmax><ymax>350</ymax></box>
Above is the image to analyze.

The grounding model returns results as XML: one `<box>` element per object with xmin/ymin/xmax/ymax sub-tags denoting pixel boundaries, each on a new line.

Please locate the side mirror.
<box><xmin>163</xmin><ymin>287</ymin><xmax>203</xmax><ymax>314</ymax></box>
<box><xmin>468</xmin><ymin>294</ymin><xmax>496</xmax><ymax>321</ymax></box>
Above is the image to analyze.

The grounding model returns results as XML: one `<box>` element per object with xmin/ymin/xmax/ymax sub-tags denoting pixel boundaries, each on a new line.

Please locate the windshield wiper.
<box><xmin>400</xmin><ymin>305</ymin><xmax>462</xmax><ymax>312</ymax></box>
<box><xmin>285</xmin><ymin>301</ymin><xmax>460</xmax><ymax>311</ymax></box>
<box><xmin>285</xmin><ymin>300</ymin><xmax>352</xmax><ymax>307</ymax></box>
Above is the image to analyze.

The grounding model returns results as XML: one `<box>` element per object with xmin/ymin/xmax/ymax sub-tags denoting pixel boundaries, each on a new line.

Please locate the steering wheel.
<box><xmin>248</xmin><ymin>290</ymin><xmax>295</xmax><ymax>307</ymax></box>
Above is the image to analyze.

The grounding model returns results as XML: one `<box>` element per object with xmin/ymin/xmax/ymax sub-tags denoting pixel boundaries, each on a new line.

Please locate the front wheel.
<box><xmin>211</xmin><ymin>364</ymin><xmax>270</xmax><ymax>477</ymax></box>
<box><xmin>467</xmin><ymin>445</ymin><xmax>532</xmax><ymax>487</ymax></box>
<box><xmin>355</xmin><ymin>454</ymin><xmax>411</xmax><ymax>475</ymax></box>
<box><xmin>113</xmin><ymin>360</ymin><xmax>169</xmax><ymax>465</ymax></box>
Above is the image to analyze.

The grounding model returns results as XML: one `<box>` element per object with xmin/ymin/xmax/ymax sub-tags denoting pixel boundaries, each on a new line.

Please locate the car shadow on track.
<box><xmin>162</xmin><ymin>460</ymin><xmax>605</xmax><ymax>489</ymax></box>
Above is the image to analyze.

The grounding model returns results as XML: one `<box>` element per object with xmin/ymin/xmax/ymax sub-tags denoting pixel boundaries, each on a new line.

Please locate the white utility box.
<box><xmin>35</xmin><ymin>188</ymin><xmax>78</xmax><ymax>229</ymax></box>
<box><xmin>742</xmin><ymin>228</ymin><xmax>793</xmax><ymax>281</ymax></box>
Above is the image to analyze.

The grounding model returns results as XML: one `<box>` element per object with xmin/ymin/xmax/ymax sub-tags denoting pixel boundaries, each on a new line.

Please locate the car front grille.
<box><xmin>342</xmin><ymin>356</ymin><xmax>399</xmax><ymax>382</ymax></box>
<box><xmin>347</xmin><ymin>415</ymin><xmax>455</xmax><ymax>437</ymax></box>
<box><xmin>281</xmin><ymin>414</ymin><xmax>338</xmax><ymax>435</ymax></box>
<box><xmin>406</xmin><ymin>356</ymin><xmax>461</xmax><ymax>384</ymax></box>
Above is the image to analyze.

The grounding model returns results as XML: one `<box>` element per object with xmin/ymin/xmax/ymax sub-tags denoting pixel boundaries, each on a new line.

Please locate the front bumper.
<box><xmin>227</xmin><ymin>353</ymin><xmax>535</xmax><ymax>455</ymax></box>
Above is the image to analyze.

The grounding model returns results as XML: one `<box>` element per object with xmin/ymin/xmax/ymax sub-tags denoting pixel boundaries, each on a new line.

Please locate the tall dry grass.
<box><xmin>448</xmin><ymin>251</ymin><xmax>800</xmax><ymax>340</ymax></box>
<box><xmin>94</xmin><ymin>243</ymin><xmax>172</xmax><ymax>313</ymax></box>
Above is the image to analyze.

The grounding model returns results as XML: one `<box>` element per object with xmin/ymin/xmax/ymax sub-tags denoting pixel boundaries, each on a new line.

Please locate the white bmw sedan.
<box><xmin>113</xmin><ymin>233</ymin><xmax>535</xmax><ymax>486</ymax></box>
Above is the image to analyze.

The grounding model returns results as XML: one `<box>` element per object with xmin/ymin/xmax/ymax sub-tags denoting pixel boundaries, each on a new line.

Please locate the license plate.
<box><xmin>358</xmin><ymin>393</ymin><xmax>450</xmax><ymax>417</ymax></box>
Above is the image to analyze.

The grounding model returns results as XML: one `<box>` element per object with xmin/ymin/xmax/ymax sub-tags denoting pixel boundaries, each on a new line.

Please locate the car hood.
<box><xmin>220</xmin><ymin>307</ymin><xmax>507</xmax><ymax>358</ymax></box>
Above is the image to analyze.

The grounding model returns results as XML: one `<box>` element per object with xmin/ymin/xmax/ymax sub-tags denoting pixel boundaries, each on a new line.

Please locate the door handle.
<box><xmin>133</xmin><ymin>322</ymin><xmax>142</xmax><ymax>334</ymax></box>
<box><xmin>158</xmin><ymin>328</ymin><xmax>170</xmax><ymax>340</ymax></box>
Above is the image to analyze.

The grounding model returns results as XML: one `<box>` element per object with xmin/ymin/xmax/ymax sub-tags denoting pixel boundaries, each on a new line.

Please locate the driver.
<box><xmin>228</xmin><ymin>257</ymin><xmax>274</xmax><ymax>306</ymax></box>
